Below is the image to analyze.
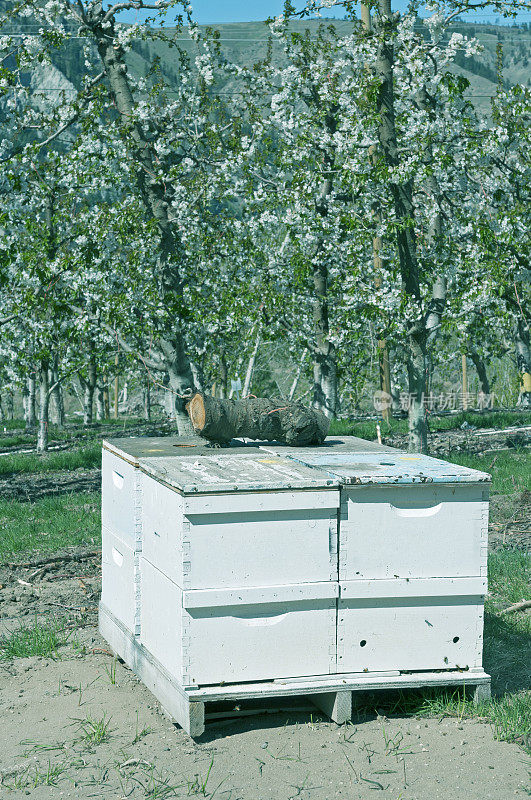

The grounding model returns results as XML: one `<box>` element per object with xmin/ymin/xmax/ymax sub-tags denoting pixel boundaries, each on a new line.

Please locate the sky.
<box><xmin>119</xmin><ymin>1</ymin><xmax>530</xmax><ymax>26</ymax></box>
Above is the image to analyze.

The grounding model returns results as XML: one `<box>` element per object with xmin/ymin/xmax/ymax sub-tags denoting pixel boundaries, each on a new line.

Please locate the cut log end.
<box><xmin>187</xmin><ymin>393</ymin><xmax>206</xmax><ymax>433</ymax></box>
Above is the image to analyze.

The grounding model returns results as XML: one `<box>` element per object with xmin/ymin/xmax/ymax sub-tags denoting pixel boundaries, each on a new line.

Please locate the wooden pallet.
<box><xmin>99</xmin><ymin>603</ymin><xmax>491</xmax><ymax>738</ymax></box>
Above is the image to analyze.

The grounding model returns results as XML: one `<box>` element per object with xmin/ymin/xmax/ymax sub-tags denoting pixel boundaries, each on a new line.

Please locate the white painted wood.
<box><xmin>260</xmin><ymin>435</ymin><xmax>398</xmax><ymax>455</ymax></box>
<box><xmin>99</xmin><ymin>603</ymin><xmax>205</xmax><ymax>737</ymax></box>
<box><xmin>339</xmin><ymin>577</ymin><xmax>487</xmax><ymax>599</ymax></box>
<box><xmin>100</xmin><ymin>602</ymin><xmax>489</xmax><ymax>737</ymax></box>
<box><xmin>312</xmin><ymin>691</ymin><xmax>352</xmax><ymax>724</ymax></box>
<box><xmin>140</xmin><ymin>559</ymin><xmax>337</xmax><ymax>687</ymax></box>
<box><xmin>140</xmin><ymin>557</ymin><xmax>183</xmax><ymax>680</ymax></box>
<box><xmin>185</xmin><ymin>670</ymin><xmax>491</xmax><ymax>701</ymax></box>
<box><xmin>140</xmin><ymin>474</ymin><xmax>184</xmax><ymax>583</ymax></box>
<box><xmin>338</xmin><ymin>580</ymin><xmax>484</xmax><ymax>673</ymax></box>
<box><xmin>182</xmin><ymin>489</ymin><xmax>339</xmax><ymax>516</ymax></box>
<box><xmin>140</xmin><ymin>468</ymin><xmax>339</xmax><ymax>590</ymax></box>
<box><xmin>339</xmin><ymin>484</ymin><xmax>489</xmax><ymax>580</ymax></box>
<box><xmin>286</xmin><ymin>451</ymin><xmax>491</xmax><ymax>485</ymax></box>
<box><xmin>101</xmin><ymin>449</ymin><xmax>142</xmax><ymax>549</ymax></box>
<box><xmin>183</xmin><ymin>581</ymin><xmax>339</xmax><ymax>608</ymax></box>
<box><xmin>101</xmin><ymin>527</ymin><xmax>140</xmax><ymax>634</ymax></box>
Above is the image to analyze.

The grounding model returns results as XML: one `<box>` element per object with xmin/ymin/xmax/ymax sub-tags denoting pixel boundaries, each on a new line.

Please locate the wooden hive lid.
<box><xmin>283</xmin><ymin>450</ymin><xmax>491</xmax><ymax>486</ymax></box>
<box><xmin>102</xmin><ymin>437</ymin><xmax>262</xmax><ymax>466</ymax></box>
<box><xmin>138</xmin><ymin>452</ymin><xmax>338</xmax><ymax>495</ymax></box>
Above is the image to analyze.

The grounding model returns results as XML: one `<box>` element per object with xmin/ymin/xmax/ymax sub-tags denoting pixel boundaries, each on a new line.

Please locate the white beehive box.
<box><xmin>282</xmin><ymin>449</ymin><xmax>490</xmax><ymax>674</ymax></box>
<box><xmin>136</xmin><ymin>453</ymin><xmax>340</xmax><ymax>686</ymax></box>
<box><xmin>100</xmin><ymin>438</ymin><xmax>261</xmax><ymax>635</ymax></box>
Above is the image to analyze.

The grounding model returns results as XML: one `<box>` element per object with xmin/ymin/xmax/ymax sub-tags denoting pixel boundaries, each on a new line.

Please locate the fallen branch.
<box><xmin>8</xmin><ymin>550</ymin><xmax>101</xmax><ymax>569</ymax></box>
<box><xmin>500</xmin><ymin>600</ymin><xmax>531</xmax><ymax>615</ymax></box>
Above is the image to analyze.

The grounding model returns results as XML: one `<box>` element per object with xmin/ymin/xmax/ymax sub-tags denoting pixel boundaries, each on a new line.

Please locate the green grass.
<box><xmin>0</xmin><ymin>433</ymin><xmax>35</xmax><ymax>449</ymax></box>
<box><xmin>0</xmin><ymin>443</ymin><xmax>102</xmax><ymax>476</ymax></box>
<box><xmin>445</xmin><ymin>449</ymin><xmax>531</xmax><ymax>495</ymax></box>
<box><xmin>73</xmin><ymin>714</ymin><xmax>113</xmax><ymax>747</ymax></box>
<box><xmin>0</xmin><ymin>617</ymin><xmax>72</xmax><ymax>660</ymax></box>
<box><xmin>331</xmin><ymin>410</ymin><xmax>531</xmax><ymax>442</ymax></box>
<box><xmin>0</xmin><ymin>492</ymin><xmax>101</xmax><ymax>558</ymax></box>
<box><xmin>413</xmin><ymin>689</ymin><xmax>531</xmax><ymax>752</ymax></box>
<box><xmin>488</xmin><ymin>548</ymin><xmax>531</xmax><ymax>604</ymax></box>
<box><xmin>0</xmin><ymin>418</ymin><xmax>26</xmax><ymax>431</ymax></box>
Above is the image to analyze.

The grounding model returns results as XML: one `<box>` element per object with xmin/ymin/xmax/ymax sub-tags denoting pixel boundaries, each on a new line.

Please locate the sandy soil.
<box><xmin>0</xmin><ymin>533</ymin><xmax>530</xmax><ymax>799</ymax></box>
<box><xmin>1</xmin><ymin>639</ymin><xmax>529</xmax><ymax>800</ymax></box>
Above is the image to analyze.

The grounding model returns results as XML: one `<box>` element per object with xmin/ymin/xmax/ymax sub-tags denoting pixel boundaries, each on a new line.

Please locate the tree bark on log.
<box><xmin>186</xmin><ymin>393</ymin><xmax>329</xmax><ymax>446</ymax></box>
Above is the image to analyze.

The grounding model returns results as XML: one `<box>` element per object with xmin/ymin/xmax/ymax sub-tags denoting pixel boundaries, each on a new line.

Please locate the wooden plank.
<box><xmin>139</xmin><ymin>454</ymin><xmax>337</xmax><ymax>495</ymax></box>
<box><xmin>471</xmin><ymin>681</ymin><xmax>492</xmax><ymax>704</ymax></box>
<box><xmin>99</xmin><ymin>603</ymin><xmax>205</xmax><ymax>738</ymax></box>
<box><xmin>183</xmin><ymin>581</ymin><xmax>339</xmax><ymax>609</ymax></box>
<box><xmin>185</xmin><ymin>670</ymin><xmax>491</xmax><ymax>702</ymax></box>
<box><xmin>182</xmin><ymin>489</ymin><xmax>339</xmax><ymax>515</ymax></box>
<box><xmin>340</xmin><ymin>577</ymin><xmax>487</xmax><ymax>600</ymax></box>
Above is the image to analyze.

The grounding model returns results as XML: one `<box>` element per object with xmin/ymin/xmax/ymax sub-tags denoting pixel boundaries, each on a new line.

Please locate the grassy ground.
<box><xmin>0</xmin><ymin>492</ymin><xmax>101</xmax><ymax>557</ymax></box>
<box><xmin>446</xmin><ymin>449</ymin><xmax>531</xmax><ymax>495</ymax></box>
<box><xmin>331</xmin><ymin>410</ymin><xmax>531</xmax><ymax>442</ymax></box>
<box><xmin>0</xmin><ymin>444</ymin><xmax>102</xmax><ymax>476</ymax></box>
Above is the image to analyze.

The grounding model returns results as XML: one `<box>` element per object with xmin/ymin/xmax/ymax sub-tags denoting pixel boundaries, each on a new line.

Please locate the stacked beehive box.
<box><xmin>99</xmin><ymin>435</ymin><xmax>491</xmax><ymax>737</ymax></box>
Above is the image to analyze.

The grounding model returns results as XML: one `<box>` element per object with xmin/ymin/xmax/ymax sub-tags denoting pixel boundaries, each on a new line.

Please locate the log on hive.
<box><xmin>185</xmin><ymin>393</ymin><xmax>329</xmax><ymax>446</ymax></box>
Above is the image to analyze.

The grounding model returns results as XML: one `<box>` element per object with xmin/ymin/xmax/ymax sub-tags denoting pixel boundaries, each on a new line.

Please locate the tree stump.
<box><xmin>185</xmin><ymin>393</ymin><xmax>329</xmax><ymax>446</ymax></box>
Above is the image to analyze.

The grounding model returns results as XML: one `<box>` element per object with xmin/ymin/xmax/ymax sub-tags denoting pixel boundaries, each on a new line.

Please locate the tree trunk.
<box><xmin>26</xmin><ymin>373</ymin><xmax>37</xmax><ymax>430</ymax></box>
<box><xmin>219</xmin><ymin>353</ymin><xmax>228</xmax><ymax>399</ymax></box>
<box><xmin>243</xmin><ymin>327</ymin><xmax>261</xmax><ymax>398</ymax></box>
<box><xmin>37</xmin><ymin>360</ymin><xmax>50</xmax><ymax>453</ymax></box>
<box><xmin>289</xmin><ymin>348</ymin><xmax>308</xmax><ymax>401</ymax></box>
<box><xmin>376</xmin><ymin>0</ymin><xmax>426</xmax><ymax>452</ymax></box>
<box><xmin>95</xmin><ymin>385</ymin><xmax>105</xmax><ymax>421</ymax></box>
<box><xmin>50</xmin><ymin>358</ymin><xmax>65</xmax><ymax>427</ymax></box>
<box><xmin>144</xmin><ymin>381</ymin><xmax>151</xmax><ymax>421</ymax></box>
<box><xmin>89</xmin><ymin>6</ymin><xmax>194</xmax><ymax>433</ymax></box>
<box><xmin>166</xmin><ymin>352</ymin><xmax>196</xmax><ymax>436</ymax></box>
<box><xmin>470</xmin><ymin>351</ymin><xmax>491</xmax><ymax>397</ymax></box>
<box><xmin>103</xmin><ymin>371</ymin><xmax>110</xmax><ymax>419</ymax></box>
<box><xmin>311</xmin><ymin>256</ymin><xmax>338</xmax><ymax>418</ymax></box>
<box><xmin>79</xmin><ymin>351</ymin><xmax>97</xmax><ymax>426</ymax></box>
<box><xmin>515</xmin><ymin>319</ymin><xmax>531</xmax><ymax>408</ymax></box>
<box><xmin>186</xmin><ymin>393</ymin><xmax>329</xmax><ymax>446</ymax></box>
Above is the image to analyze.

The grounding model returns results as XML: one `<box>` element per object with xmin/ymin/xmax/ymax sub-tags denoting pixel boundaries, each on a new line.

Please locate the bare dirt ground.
<box><xmin>1</xmin><ymin>517</ymin><xmax>530</xmax><ymax>799</ymax></box>
<box><xmin>0</xmin><ymin>650</ymin><xmax>529</xmax><ymax>799</ymax></box>
<box><xmin>0</xmin><ymin>468</ymin><xmax>102</xmax><ymax>501</ymax></box>
<box><xmin>384</xmin><ymin>425</ymin><xmax>531</xmax><ymax>456</ymax></box>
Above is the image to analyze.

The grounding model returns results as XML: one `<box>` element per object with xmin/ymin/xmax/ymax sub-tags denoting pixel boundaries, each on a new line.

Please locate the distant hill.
<box><xmin>128</xmin><ymin>18</ymin><xmax>530</xmax><ymax>115</ymax></box>
<box><xmin>1</xmin><ymin>5</ymin><xmax>529</xmax><ymax>118</ymax></box>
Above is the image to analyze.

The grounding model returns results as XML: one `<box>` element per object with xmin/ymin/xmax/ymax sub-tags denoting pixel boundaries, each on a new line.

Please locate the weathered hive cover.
<box><xmin>260</xmin><ymin>435</ymin><xmax>398</xmax><ymax>456</ymax></box>
<box><xmin>139</xmin><ymin>453</ymin><xmax>338</xmax><ymax>494</ymax></box>
<box><xmin>286</xmin><ymin>451</ymin><xmax>491</xmax><ymax>485</ymax></box>
<box><xmin>103</xmin><ymin>437</ymin><xmax>261</xmax><ymax>465</ymax></box>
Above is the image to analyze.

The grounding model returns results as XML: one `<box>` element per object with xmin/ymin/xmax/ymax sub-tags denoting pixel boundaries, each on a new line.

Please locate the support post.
<box><xmin>313</xmin><ymin>691</ymin><xmax>352</xmax><ymax>724</ymax></box>
<box><xmin>471</xmin><ymin>681</ymin><xmax>491</xmax><ymax>705</ymax></box>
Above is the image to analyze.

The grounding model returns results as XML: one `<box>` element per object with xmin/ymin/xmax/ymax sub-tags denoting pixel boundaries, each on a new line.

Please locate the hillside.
<box><xmin>0</xmin><ymin>6</ymin><xmax>529</xmax><ymax>117</ymax></box>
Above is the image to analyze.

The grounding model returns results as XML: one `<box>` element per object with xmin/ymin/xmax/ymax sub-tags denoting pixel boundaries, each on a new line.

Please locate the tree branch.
<box><xmin>103</xmin><ymin>2</ymin><xmax>174</xmax><ymax>23</ymax></box>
